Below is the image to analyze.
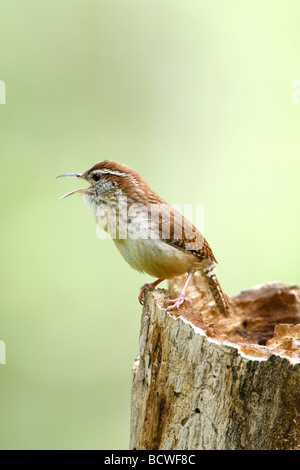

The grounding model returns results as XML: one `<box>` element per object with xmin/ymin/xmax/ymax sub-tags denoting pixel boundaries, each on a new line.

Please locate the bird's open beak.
<box><xmin>56</xmin><ymin>173</ymin><xmax>92</xmax><ymax>200</ymax></box>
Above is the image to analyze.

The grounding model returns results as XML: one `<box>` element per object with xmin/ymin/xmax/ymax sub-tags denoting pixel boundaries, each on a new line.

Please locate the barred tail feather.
<box><xmin>203</xmin><ymin>268</ymin><xmax>230</xmax><ymax>317</ymax></box>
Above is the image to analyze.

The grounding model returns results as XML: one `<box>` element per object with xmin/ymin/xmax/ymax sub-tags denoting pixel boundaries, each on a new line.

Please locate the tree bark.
<box><xmin>130</xmin><ymin>274</ymin><xmax>300</xmax><ymax>450</ymax></box>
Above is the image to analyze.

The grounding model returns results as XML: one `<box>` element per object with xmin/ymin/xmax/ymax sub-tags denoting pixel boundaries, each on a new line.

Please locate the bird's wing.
<box><xmin>149</xmin><ymin>203</ymin><xmax>217</xmax><ymax>263</ymax></box>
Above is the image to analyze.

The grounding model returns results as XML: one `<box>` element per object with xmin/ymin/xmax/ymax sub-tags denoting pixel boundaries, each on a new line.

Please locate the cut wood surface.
<box><xmin>130</xmin><ymin>274</ymin><xmax>300</xmax><ymax>450</ymax></box>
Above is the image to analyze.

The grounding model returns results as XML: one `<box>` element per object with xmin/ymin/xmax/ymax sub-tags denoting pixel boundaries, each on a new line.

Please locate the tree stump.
<box><xmin>130</xmin><ymin>273</ymin><xmax>300</xmax><ymax>450</ymax></box>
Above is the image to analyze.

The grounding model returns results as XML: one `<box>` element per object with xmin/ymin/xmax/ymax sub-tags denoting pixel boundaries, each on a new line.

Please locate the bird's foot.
<box><xmin>139</xmin><ymin>283</ymin><xmax>152</xmax><ymax>305</ymax></box>
<box><xmin>139</xmin><ymin>279</ymin><xmax>164</xmax><ymax>305</ymax></box>
<box><xmin>166</xmin><ymin>294</ymin><xmax>192</xmax><ymax>312</ymax></box>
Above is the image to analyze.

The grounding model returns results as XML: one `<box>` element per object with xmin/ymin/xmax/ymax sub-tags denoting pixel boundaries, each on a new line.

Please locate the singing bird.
<box><xmin>57</xmin><ymin>160</ymin><xmax>230</xmax><ymax>316</ymax></box>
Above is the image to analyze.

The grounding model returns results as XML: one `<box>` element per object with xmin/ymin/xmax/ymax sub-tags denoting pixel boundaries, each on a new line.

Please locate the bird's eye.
<box><xmin>93</xmin><ymin>173</ymin><xmax>101</xmax><ymax>182</ymax></box>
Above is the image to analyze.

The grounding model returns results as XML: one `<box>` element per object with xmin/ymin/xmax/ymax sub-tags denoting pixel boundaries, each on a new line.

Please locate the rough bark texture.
<box><xmin>130</xmin><ymin>274</ymin><xmax>300</xmax><ymax>450</ymax></box>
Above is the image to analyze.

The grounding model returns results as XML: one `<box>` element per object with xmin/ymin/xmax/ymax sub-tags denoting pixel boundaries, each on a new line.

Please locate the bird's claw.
<box><xmin>166</xmin><ymin>295</ymin><xmax>192</xmax><ymax>311</ymax></box>
<box><xmin>139</xmin><ymin>283</ymin><xmax>151</xmax><ymax>305</ymax></box>
<box><xmin>139</xmin><ymin>279</ymin><xmax>164</xmax><ymax>305</ymax></box>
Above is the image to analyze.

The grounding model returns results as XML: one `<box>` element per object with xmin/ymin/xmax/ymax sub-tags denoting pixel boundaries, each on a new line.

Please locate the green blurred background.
<box><xmin>0</xmin><ymin>0</ymin><xmax>299</xmax><ymax>450</ymax></box>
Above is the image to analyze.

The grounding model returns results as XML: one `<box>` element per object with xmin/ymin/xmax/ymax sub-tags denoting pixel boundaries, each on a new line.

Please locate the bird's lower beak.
<box><xmin>56</xmin><ymin>172</ymin><xmax>92</xmax><ymax>200</ymax></box>
<box><xmin>59</xmin><ymin>188</ymin><xmax>91</xmax><ymax>200</ymax></box>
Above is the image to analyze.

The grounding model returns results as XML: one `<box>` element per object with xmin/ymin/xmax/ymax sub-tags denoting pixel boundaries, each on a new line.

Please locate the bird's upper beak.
<box><xmin>56</xmin><ymin>173</ymin><xmax>91</xmax><ymax>200</ymax></box>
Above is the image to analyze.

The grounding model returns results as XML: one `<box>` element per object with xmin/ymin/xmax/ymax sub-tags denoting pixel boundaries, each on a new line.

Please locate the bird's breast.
<box><xmin>113</xmin><ymin>237</ymin><xmax>200</xmax><ymax>279</ymax></box>
<box><xmin>93</xmin><ymin>201</ymin><xmax>208</xmax><ymax>278</ymax></box>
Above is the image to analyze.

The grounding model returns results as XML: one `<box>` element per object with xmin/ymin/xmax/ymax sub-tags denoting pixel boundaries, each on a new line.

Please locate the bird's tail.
<box><xmin>203</xmin><ymin>266</ymin><xmax>230</xmax><ymax>317</ymax></box>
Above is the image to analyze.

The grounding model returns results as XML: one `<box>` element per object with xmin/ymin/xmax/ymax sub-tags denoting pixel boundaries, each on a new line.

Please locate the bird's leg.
<box><xmin>139</xmin><ymin>278</ymin><xmax>164</xmax><ymax>305</ymax></box>
<box><xmin>166</xmin><ymin>272</ymin><xmax>193</xmax><ymax>311</ymax></box>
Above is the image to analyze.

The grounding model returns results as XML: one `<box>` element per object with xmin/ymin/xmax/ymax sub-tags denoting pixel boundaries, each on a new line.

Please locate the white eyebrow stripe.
<box><xmin>98</xmin><ymin>169</ymin><xmax>130</xmax><ymax>177</ymax></box>
<box><xmin>96</xmin><ymin>169</ymin><xmax>139</xmax><ymax>185</ymax></box>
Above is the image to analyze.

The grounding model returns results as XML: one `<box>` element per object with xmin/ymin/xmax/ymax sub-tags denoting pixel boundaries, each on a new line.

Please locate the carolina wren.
<box><xmin>57</xmin><ymin>161</ymin><xmax>230</xmax><ymax>316</ymax></box>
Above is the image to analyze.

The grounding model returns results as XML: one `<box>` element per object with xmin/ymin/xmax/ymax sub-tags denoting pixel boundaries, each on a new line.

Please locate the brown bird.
<box><xmin>57</xmin><ymin>161</ymin><xmax>230</xmax><ymax>316</ymax></box>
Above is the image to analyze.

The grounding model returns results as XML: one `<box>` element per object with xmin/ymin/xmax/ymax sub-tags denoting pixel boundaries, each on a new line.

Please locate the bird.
<box><xmin>57</xmin><ymin>160</ymin><xmax>230</xmax><ymax>316</ymax></box>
